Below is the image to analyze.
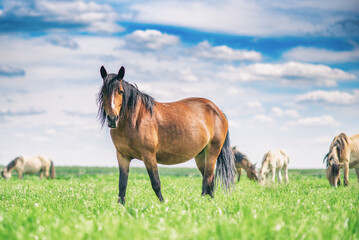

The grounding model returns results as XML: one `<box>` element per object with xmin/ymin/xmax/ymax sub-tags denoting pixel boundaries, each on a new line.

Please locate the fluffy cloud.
<box><xmin>295</xmin><ymin>90</ymin><xmax>358</xmax><ymax>105</ymax></box>
<box><xmin>130</xmin><ymin>0</ymin><xmax>359</xmax><ymax>36</ymax></box>
<box><xmin>217</xmin><ymin>61</ymin><xmax>356</xmax><ymax>86</ymax></box>
<box><xmin>272</xmin><ymin>107</ymin><xmax>299</xmax><ymax>118</ymax></box>
<box><xmin>0</xmin><ymin>0</ymin><xmax>121</xmax><ymax>33</ymax></box>
<box><xmin>287</xmin><ymin>115</ymin><xmax>338</xmax><ymax>127</ymax></box>
<box><xmin>0</xmin><ymin>65</ymin><xmax>25</xmax><ymax>77</ymax></box>
<box><xmin>125</xmin><ymin>30</ymin><xmax>179</xmax><ymax>50</ymax></box>
<box><xmin>254</xmin><ymin>114</ymin><xmax>274</xmax><ymax>123</ymax></box>
<box><xmin>191</xmin><ymin>41</ymin><xmax>261</xmax><ymax>61</ymax></box>
<box><xmin>283</xmin><ymin>46</ymin><xmax>359</xmax><ymax>63</ymax></box>
<box><xmin>0</xmin><ymin>107</ymin><xmax>46</xmax><ymax>117</ymax></box>
<box><xmin>45</xmin><ymin>35</ymin><xmax>78</xmax><ymax>49</ymax></box>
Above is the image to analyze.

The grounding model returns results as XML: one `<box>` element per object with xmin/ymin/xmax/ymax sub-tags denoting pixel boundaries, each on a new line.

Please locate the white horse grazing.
<box><xmin>1</xmin><ymin>156</ymin><xmax>55</xmax><ymax>180</ymax></box>
<box><xmin>258</xmin><ymin>149</ymin><xmax>289</xmax><ymax>185</ymax></box>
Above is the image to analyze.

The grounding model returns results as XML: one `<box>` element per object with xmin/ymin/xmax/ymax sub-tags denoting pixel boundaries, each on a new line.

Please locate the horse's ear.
<box><xmin>100</xmin><ymin>66</ymin><xmax>107</xmax><ymax>79</ymax></box>
<box><xmin>118</xmin><ymin>66</ymin><xmax>125</xmax><ymax>80</ymax></box>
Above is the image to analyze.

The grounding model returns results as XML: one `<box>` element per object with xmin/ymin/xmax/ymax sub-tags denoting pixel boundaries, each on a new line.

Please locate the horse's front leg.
<box><xmin>343</xmin><ymin>162</ymin><xmax>349</xmax><ymax>186</ymax></box>
<box><xmin>143</xmin><ymin>153</ymin><xmax>164</xmax><ymax>202</ymax></box>
<box><xmin>271</xmin><ymin>168</ymin><xmax>276</xmax><ymax>183</ymax></box>
<box><xmin>116</xmin><ymin>152</ymin><xmax>130</xmax><ymax>205</ymax></box>
<box><xmin>237</xmin><ymin>168</ymin><xmax>242</xmax><ymax>182</ymax></box>
<box><xmin>18</xmin><ymin>171</ymin><xmax>23</xmax><ymax>179</ymax></box>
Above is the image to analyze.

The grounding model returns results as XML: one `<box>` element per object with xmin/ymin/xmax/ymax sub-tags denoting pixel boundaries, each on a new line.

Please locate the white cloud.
<box><xmin>45</xmin><ymin>35</ymin><xmax>78</xmax><ymax>49</ymax></box>
<box><xmin>254</xmin><ymin>114</ymin><xmax>274</xmax><ymax>123</ymax></box>
<box><xmin>191</xmin><ymin>41</ymin><xmax>261</xmax><ymax>61</ymax></box>
<box><xmin>2</xmin><ymin>0</ymin><xmax>122</xmax><ymax>33</ymax></box>
<box><xmin>125</xmin><ymin>30</ymin><xmax>179</xmax><ymax>50</ymax></box>
<box><xmin>283</xmin><ymin>46</ymin><xmax>359</xmax><ymax>63</ymax></box>
<box><xmin>272</xmin><ymin>107</ymin><xmax>299</xmax><ymax>118</ymax></box>
<box><xmin>0</xmin><ymin>65</ymin><xmax>25</xmax><ymax>77</ymax></box>
<box><xmin>287</xmin><ymin>115</ymin><xmax>338</xmax><ymax>127</ymax></box>
<box><xmin>130</xmin><ymin>0</ymin><xmax>358</xmax><ymax>36</ymax></box>
<box><xmin>296</xmin><ymin>90</ymin><xmax>358</xmax><ymax>105</ymax></box>
<box><xmin>246</xmin><ymin>101</ymin><xmax>264</xmax><ymax>111</ymax></box>
<box><xmin>217</xmin><ymin>61</ymin><xmax>356</xmax><ymax>86</ymax></box>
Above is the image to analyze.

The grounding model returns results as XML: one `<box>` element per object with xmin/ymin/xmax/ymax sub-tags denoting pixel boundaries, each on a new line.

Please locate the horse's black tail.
<box><xmin>215</xmin><ymin>130</ymin><xmax>236</xmax><ymax>192</ymax></box>
<box><xmin>50</xmin><ymin>160</ymin><xmax>56</xmax><ymax>179</ymax></box>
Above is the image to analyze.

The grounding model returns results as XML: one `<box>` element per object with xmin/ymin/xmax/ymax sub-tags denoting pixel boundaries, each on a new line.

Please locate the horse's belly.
<box><xmin>23</xmin><ymin>163</ymin><xmax>42</xmax><ymax>174</ymax></box>
<box><xmin>156</xmin><ymin>152</ymin><xmax>194</xmax><ymax>165</ymax></box>
<box><xmin>349</xmin><ymin>159</ymin><xmax>359</xmax><ymax>168</ymax></box>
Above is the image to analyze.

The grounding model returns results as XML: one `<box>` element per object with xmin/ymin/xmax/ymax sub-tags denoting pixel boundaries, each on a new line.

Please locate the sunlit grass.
<box><xmin>0</xmin><ymin>167</ymin><xmax>358</xmax><ymax>239</ymax></box>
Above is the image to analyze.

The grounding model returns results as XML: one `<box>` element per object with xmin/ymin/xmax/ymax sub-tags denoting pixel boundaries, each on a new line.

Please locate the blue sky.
<box><xmin>0</xmin><ymin>0</ymin><xmax>358</xmax><ymax>168</ymax></box>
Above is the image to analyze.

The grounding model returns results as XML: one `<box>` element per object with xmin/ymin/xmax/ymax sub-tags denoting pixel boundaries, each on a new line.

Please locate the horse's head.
<box><xmin>1</xmin><ymin>168</ymin><xmax>11</xmax><ymax>180</ymax></box>
<box><xmin>98</xmin><ymin>66</ymin><xmax>125</xmax><ymax>128</ymax></box>
<box><xmin>247</xmin><ymin>163</ymin><xmax>258</xmax><ymax>181</ymax></box>
<box><xmin>324</xmin><ymin>149</ymin><xmax>342</xmax><ymax>187</ymax></box>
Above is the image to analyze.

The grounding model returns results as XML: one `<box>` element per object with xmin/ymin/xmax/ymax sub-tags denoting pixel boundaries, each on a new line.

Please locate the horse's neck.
<box><xmin>120</xmin><ymin>99</ymin><xmax>152</xmax><ymax>128</ymax></box>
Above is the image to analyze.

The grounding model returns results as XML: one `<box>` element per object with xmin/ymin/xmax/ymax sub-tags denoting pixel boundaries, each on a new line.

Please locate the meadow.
<box><xmin>0</xmin><ymin>167</ymin><xmax>358</xmax><ymax>240</ymax></box>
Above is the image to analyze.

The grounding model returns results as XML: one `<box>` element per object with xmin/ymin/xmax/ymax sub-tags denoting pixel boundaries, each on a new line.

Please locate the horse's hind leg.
<box><xmin>270</xmin><ymin>167</ymin><xmax>276</xmax><ymax>183</ymax></box>
<box><xmin>283</xmin><ymin>165</ymin><xmax>289</xmax><ymax>183</ymax></box>
<box><xmin>202</xmin><ymin>143</ymin><xmax>222</xmax><ymax>198</ymax></box>
<box><xmin>195</xmin><ymin>150</ymin><xmax>205</xmax><ymax>177</ymax></box>
<box><xmin>39</xmin><ymin>170</ymin><xmax>44</xmax><ymax>180</ymax></box>
<box><xmin>277</xmin><ymin>169</ymin><xmax>282</xmax><ymax>184</ymax></box>
<box><xmin>44</xmin><ymin>166</ymin><xmax>50</xmax><ymax>179</ymax></box>
<box><xmin>143</xmin><ymin>153</ymin><xmax>164</xmax><ymax>202</ymax></box>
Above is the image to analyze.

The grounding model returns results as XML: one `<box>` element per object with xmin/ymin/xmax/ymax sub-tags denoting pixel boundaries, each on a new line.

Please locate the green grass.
<box><xmin>0</xmin><ymin>167</ymin><xmax>358</xmax><ymax>240</ymax></box>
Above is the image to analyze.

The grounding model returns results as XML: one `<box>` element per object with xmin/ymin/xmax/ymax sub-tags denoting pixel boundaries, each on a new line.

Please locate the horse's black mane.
<box><xmin>6</xmin><ymin>157</ymin><xmax>18</xmax><ymax>171</ymax></box>
<box><xmin>97</xmin><ymin>74</ymin><xmax>155</xmax><ymax>127</ymax></box>
<box><xmin>233</xmin><ymin>150</ymin><xmax>248</xmax><ymax>164</ymax></box>
<box><xmin>323</xmin><ymin>133</ymin><xmax>348</xmax><ymax>168</ymax></box>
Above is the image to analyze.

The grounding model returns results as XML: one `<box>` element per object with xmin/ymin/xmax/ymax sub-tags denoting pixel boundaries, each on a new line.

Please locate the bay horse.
<box><xmin>323</xmin><ymin>133</ymin><xmax>359</xmax><ymax>187</ymax></box>
<box><xmin>1</xmin><ymin>156</ymin><xmax>55</xmax><ymax>180</ymax></box>
<box><xmin>97</xmin><ymin>66</ymin><xmax>235</xmax><ymax>204</ymax></box>
<box><xmin>258</xmin><ymin>149</ymin><xmax>289</xmax><ymax>185</ymax></box>
<box><xmin>232</xmin><ymin>146</ymin><xmax>257</xmax><ymax>182</ymax></box>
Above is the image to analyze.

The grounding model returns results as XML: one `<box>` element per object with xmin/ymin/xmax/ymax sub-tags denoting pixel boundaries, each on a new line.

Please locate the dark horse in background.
<box><xmin>232</xmin><ymin>146</ymin><xmax>258</xmax><ymax>182</ymax></box>
<box><xmin>97</xmin><ymin>66</ymin><xmax>235</xmax><ymax>204</ymax></box>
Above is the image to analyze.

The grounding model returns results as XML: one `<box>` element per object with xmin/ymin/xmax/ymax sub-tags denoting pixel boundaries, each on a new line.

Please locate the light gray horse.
<box><xmin>1</xmin><ymin>156</ymin><xmax>55</xmax><ymax>180</ymax></box>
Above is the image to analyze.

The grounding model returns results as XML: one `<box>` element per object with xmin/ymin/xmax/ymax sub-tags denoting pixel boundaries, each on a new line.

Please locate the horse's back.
<box><xmin>22</xmin><ymin>156</ymin><xmax>50</xmax><ymax>173</ymax></box>
<box><xmin>264</xmin><ymin>149</ymin><xmax>288</xmax><ymax>168</ymax></box>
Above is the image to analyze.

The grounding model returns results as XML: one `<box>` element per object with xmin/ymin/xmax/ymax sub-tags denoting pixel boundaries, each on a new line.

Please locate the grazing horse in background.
<box><xmin>97</xmin><ymin>66</ymin><xmax>235</xmax><ymax>204</ymax></box>
<box><xmin>258</xmin><ymin>149</ymin><xmax>289</xmax><ymax>185</ymax></box>
<box><xmin>232</xmin><ymin>146</ymin><xmax>257</xmax><ymax>182</ymax></box>
<box><xmin>1</xmin><ymin>156</ymin><xmax>55</xmax><ymax>180</ymax></box>
<box><xmin>323</xmin><ymin>133</ymin><xmax>359</xmax><ymax>187</ymax></box>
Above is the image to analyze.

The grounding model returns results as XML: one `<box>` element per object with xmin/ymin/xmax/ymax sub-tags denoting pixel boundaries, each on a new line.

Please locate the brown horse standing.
<box><xmin>97</xmin><ymin>66</ymin><xmax>235</xmax><ymax>204</ymax></box>
<box><xmin>232</xmin><ymin>146</ymin><xmax>257</xmax><ymax>182</ymax></box>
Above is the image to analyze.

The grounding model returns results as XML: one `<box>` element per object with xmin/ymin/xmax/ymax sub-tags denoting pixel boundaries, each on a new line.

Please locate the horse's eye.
<box><xmin>119</xmin><ymin>90</ymin><xmax>124</xmax><ymax>94</ymax></box>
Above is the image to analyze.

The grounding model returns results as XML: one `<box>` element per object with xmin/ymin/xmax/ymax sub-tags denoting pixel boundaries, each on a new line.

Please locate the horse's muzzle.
<box><xmin>107</xmin><ymin>115</ymin><xmax>119</xmax><ymax>128</ymax></box>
